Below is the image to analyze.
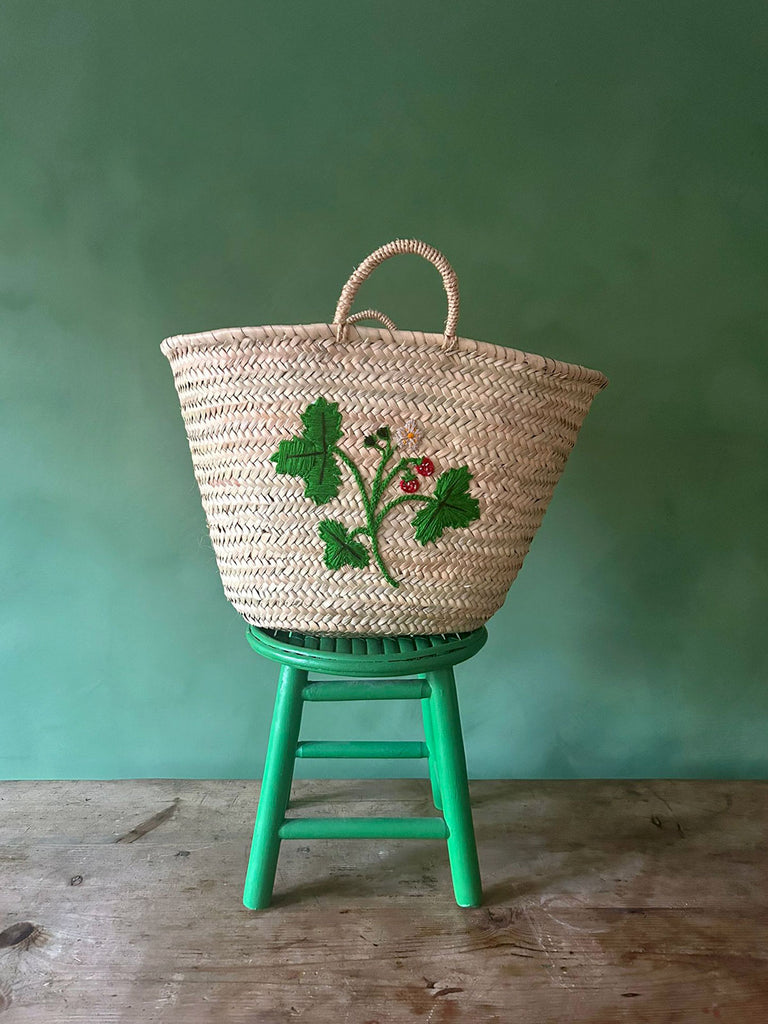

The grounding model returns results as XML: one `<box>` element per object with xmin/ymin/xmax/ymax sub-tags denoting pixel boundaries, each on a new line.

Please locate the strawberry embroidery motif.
<box><xmin>271</xmin><ymin>400</ymin><xmax>480</xmax><ymax>588</ymax></box>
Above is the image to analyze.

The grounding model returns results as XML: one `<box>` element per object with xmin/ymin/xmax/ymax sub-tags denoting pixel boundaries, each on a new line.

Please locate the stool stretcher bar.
<box><xmin>278</xmin><ymin>817</ymin><xmax>449</xmax><ymax>840</ymax></box>
<box><xmin>295</xmin><ymin>740</ymin><xmax>429</xmax><ymax>759</ymax></box>
<box><xmin>301</xmin><ymin>679</ymin><xmax>431</xmax><ymax>701</ymax></box>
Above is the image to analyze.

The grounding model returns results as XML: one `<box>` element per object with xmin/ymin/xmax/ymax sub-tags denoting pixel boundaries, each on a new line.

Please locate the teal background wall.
<box><xmin>2</xmin><ymin>2</ymin><xmax>767</xmax><ymax>780</ymax></box>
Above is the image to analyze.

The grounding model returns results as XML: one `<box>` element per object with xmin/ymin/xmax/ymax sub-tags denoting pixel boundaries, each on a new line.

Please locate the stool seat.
<box><xmin>246</xmin><ymin>625</ymin><xmax>488</xmax><ymax>677</ymax></box>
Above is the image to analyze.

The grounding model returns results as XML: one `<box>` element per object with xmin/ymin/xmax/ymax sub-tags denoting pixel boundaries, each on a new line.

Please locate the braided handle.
<box><xmin>333</xmin><ymin>239</ymin><xmax>460</xmax><ymax>347</ymax></box>
<box><xmin>344</xmin><ymin>309</ymin><xmax>398</xmax><ymax>331</ymax></box>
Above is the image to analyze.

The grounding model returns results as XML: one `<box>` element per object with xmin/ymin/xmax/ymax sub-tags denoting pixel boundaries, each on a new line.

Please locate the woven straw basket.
<box><xmin>162</xmin><ymin>239</ymin><xmax>607</xmax><ymax>636</ymax></box>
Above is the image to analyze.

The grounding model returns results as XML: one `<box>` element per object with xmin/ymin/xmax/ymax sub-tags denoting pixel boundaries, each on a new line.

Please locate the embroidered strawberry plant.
<box><xmin>271</xmin><ymin>397</ymin><xmax>480</xmax><ymax>588</ymax></box>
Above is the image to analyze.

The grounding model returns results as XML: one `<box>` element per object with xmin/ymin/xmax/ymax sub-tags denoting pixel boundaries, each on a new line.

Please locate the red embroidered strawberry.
<box><xmin>400</xmin><ymin>477</ymin><xmax>420</xmax><ymax>494</ymax></box>
<box><xmin>416</xmin><ymin>457</ymin><xmax>434</xmax><ymax>477</ymax></box>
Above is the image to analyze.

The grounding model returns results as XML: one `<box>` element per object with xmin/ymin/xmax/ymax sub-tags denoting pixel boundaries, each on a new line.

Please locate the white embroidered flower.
<box><xmin>393</xmin><ymin>419</ymin><xmax>422</xmax><ymax>455</ymax></box>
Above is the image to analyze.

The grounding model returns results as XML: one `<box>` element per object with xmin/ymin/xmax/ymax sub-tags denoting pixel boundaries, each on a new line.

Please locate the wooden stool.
<box><xmin>243</xmin><ymin>626</ymin><xmax>487</xmax><ymax>909</ymax></box>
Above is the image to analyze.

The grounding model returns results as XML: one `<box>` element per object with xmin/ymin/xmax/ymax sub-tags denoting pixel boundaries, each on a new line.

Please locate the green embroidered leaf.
<box><xmin>318</xmin><ymin>520</ymin><xmax>370</xmax><ymax>571</ymax></box>
<box><xmin>411</xmin><ymin>466</ymin><xmax>480</xmax><ymax>545</ymax></box>
<box><xmin>270</xmin><ymin>397</ymin><xmax>343</xmax><ymax>505</ymax></box>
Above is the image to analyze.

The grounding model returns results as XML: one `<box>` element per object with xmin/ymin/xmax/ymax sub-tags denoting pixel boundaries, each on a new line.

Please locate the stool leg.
<box><xmin>243</xmin><ymin>665</ymin><xmax>306</xmax><ymax>910</ymax></box>
<box><xmin>427</xmin><ymin>668</ymin><xmax>482</xmax><ymax>908</ymax></box>
<box><xmin>421</xmin><ymin>696</ymin><xmax>443</xmax><ymax>811</ymax></box>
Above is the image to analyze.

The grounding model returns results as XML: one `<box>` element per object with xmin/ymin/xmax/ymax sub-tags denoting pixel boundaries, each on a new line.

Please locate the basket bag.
<box><xmin>161</xmin><ymin>239</ymin><xmax>607</xmax><ymax>635</ymax></box>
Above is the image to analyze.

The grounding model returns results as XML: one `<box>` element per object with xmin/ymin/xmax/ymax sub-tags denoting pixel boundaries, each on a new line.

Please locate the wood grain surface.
<box><xmin>1</xmin><ymin>779</ymin><xmax>766</xmax><ymax>1022</ymax></box>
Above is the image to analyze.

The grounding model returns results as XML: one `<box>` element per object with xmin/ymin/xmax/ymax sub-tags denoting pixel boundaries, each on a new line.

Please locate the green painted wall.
<box><xmin>2</xmin><ymin>1</ymin><xmax>767</xmax><ymax>780</ymax></box>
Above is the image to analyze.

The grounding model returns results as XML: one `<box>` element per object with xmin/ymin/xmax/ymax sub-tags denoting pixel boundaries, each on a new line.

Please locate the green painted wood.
<box><xmin>421</xmin><ymin>696</ymin><xmax>443</xmax><ymax>811</ymax></box>
<box><xmin>295</xmin><ymin>741</ymin><xmax>428</xmax><ymax>759</ymax></box>
<box><xmin>278</xmin><ymin>817</ymin><xmax>449</xmax><ymax>840</ymax></box>
<box><xmin>242</xmin><ymin>665</ymin><xmax>306</xmax><ymax>910</ymax></box>
<box><xmin>242</xmin><ymin>625</ymin><xmax>483</xmax><ymax>907</ymax></box>
<box><xmin>301</xmin><ymin>679</ymin><xmax>431</xmax><ymax>701</ymax></box>
<box><xmin>427</xmin><ymin>667</ymin><xmax>483</xmax><ymax>907</ymax></box>
<box><xmin>247</xmin><ymin>625</ymin><xmax>488</xmax><ymax>678</ymax></box>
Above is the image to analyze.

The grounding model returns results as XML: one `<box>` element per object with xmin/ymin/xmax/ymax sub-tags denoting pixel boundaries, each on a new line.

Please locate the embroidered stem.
<box><xmin>335</xmin><ymin>447</ymin><xmax>400</xmax><ymax>588</ymax></box>
<box><xmin>375</xmin><ymin>493</ymin><xmax>430</xmax><ymax>530</ymax></box>
<box><xmin>371</xmin><ymin>440</ymin><xmax>395</xmax><ymax>508</ymax></box>
<box><xmin>335</xmin><ymin>448</ymin><xmax>370</xmax><ymax>510</ymax></box>
<box><xmin>347</xmin><ymin>524</ymin><xmax>399</xmax><ymax>586</ymax></box>
<box><xmin>367</xmin><ymin>529</ymin><xmax>399</xmax><ymax>588</ymax></box>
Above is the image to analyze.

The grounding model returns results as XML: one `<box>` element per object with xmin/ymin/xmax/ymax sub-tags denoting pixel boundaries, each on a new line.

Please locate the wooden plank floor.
<box><xmin>1</xmin><ymin>780</ymin><xmax>767</xmax><ymax>1022</ymax></box>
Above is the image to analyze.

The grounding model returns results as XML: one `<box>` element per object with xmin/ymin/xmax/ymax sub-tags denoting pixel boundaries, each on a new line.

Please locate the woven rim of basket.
<box><xmin>160</xmin><ymin>323</ymin><xmax>608</xmax><ymax>390</ymax></box>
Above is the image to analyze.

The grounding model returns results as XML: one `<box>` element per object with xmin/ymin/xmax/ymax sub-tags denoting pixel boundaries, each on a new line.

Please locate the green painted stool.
<box><xmin>243</xmin><ymin>625</ymin><xmax>487</xmax><ymax>910</ymax></box>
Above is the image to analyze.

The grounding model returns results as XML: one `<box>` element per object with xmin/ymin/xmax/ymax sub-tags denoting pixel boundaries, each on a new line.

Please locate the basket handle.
<box><xmin>333</xmin><ymin>239</ymin><xmax>460</xmax><ymax>349</ymax></box>
<box><xmin>344</xmin><ymin>308</ymin><xmax>398</xmax><ymax>331</ymax></box>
